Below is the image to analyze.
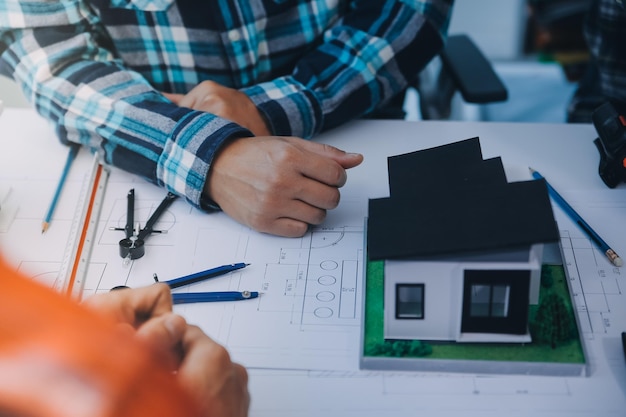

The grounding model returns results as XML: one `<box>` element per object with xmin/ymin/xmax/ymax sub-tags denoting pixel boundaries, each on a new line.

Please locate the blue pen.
<box><xmin>530</xmin><ymin>168</ymin><xmax>623</xmax><ymax>267</ymax></box>
<box><xmin>164</xmin><ymin>263</ymin><xmax>250</xmax><ymax>289</ymax></box>
<box><xmin>172</xmin><ymin>291</ymin><xmax>259</xmax><ymax>304</ymax></box>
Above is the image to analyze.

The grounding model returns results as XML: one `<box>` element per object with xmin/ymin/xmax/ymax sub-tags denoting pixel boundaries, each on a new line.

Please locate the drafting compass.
<box><xmin>116</xmin><ymin>188</ymin><xmax>177</xmax><ymax>262</ymax></box>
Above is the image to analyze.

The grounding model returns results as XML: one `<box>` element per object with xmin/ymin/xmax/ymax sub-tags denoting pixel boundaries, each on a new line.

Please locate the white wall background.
<box><xmin>448</xmin><ymin>0</ymin><xmax>528</xmax><ymax>61</ymax></box>
<box><xmin>404</xmin><ymin>0</ymin><xmax>579</xmax><ymax>123</ymax></box>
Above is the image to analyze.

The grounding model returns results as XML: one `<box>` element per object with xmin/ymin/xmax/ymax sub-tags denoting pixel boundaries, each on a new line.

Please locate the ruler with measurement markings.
<box><xmin>56</xmin><ymin>156</ymin><xmax>109</xmax><ymax>300</ymax></box>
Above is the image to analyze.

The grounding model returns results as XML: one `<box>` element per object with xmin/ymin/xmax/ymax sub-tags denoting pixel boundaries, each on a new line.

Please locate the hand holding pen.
<box><xmin>84</xmin><ymin>284</ymin><xmax>251</xmax><ymax>416</ymax></box>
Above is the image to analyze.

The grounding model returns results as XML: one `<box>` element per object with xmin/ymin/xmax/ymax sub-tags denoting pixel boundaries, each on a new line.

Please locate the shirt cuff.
<box><xmin>157</xmin><ymin>110</ymin><xmax>253</xmax><ymax>209</ymax></box>
<box><xmin>242</xmin><ymin>76</ymin><xmax>323</xmax><ymax>139</ymax></box>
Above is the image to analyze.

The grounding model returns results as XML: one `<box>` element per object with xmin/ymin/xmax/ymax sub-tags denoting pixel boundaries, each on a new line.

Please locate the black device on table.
<box><xmin>593</xmin><ymin>101</ymin><xmax>626</xmax><ymax>188</ymax></box>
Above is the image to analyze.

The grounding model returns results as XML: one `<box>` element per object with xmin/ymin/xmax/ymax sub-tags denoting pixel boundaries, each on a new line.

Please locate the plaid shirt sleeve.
<box><xmin>243</xmin><ymin>0</ymin><xmax>453</xmax><ymax>138</ymax></box>
<box><xmin>0</xmin><ymin>1</ymin><xmax>253</xmax><ymax>209</ymax></box>
<box><xmin>0</xmin><ymin>0</ymin><xmax>452</xmax><ymax>209</ymax></box>
<box><xmin>584</xmin><ymin>0</ymin><xmax>626</xmax><ymax>106</ymax></box>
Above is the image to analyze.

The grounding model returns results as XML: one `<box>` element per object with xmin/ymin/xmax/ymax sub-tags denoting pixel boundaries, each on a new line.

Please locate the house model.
<box><xmin>366</xmin><ymin>138</ymin><xmax>560</xmax><ymax>344</ymax></box>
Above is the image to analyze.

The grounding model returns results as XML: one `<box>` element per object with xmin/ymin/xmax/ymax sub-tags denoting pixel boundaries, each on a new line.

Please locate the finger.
<box><xmin>179</xmin><ymin>327</ymin><xmax>249</xmax><ymax>387</ymax></box>
<box><xmin>298</xmin><ymin>154</ymin><xmax>348</xmax><ymax>188</ymax></box>
<box><xmin>284</xmin><ymin>139</ymin><xmax>362</xmax><ymax>187</ymax></box>
<box><xmin>273</xmin><ymin>142</ymin><xmax>346</xmax><ymax>188</ymax></box>
<box><xmin>178</xmin><ymin>325</ymin><xmax>224</xmax><ymax>373</ymax></box>
<box><xmin>177</xmin><ymin>91</ymin><xmax>201</xmax><ymax>109</ymax></box>
<box><xmin>114</xmin><ymin>322</ymin><xmax>136</xmax><ymax>339</ymax></box>
<box><xmin>136</xmin><ymin>313</ymin><xmax>187</xmax><ymax>369</ymax></box>
<box><xmin>255</xmin><ymin>198</ymin><xmax>325</xmax><ymax>237</ymax></box>
<box><xmin>265</xmin><ymin>217</ymin><xmax>310</xmax><ymax>237</ymax></box>
<box><xmin>162</xmin><ymin>92</ymin><xmax>184</xmax><ymax>104</ymax></box>
<box><xmin>128</xmin><ymin>283</ymin><xmax>176</xmax><ymax>323</ymax></box>
<box><xmin>340</xmin><ymin>151</ymin><xmax>364</xmax><ymax>169</ymax></box>
<box><xmin>240</xmin><ymin>179</ymin><xmax>333</xmax><ymax>236</ymax></box>
<box><xmin>290</xmin><ymin>139</ymin><xmax>363</xmax><ymax>169</ymax></box>
<box><xmin>178</xmin><ymin>326</ymin><xmax>250</xmax><ymax>417</ymax></box>
<box><xmin>176</xmin><ymin>81</ymin><xmax>221</xmax><ymax>109</ymax></box>
<box><xmin>136</xmin><ymin>313</ymin><xmax>186</xmax><ymax>351</ymax></box>
<box><xmin>291</xmin><ymin>175</ymin><xmax>341</xmax><ymax>210</ymax></box>
<box><xmin>83</xmin><ymin>283</ymin><xmax>174</xmax><ymax>327</ymax></box>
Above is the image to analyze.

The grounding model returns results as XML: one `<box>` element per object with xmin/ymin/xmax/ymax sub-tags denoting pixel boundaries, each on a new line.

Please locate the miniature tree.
<box><xmin>531</xmin><ymin>293</ymin><xmax>575</xmax><ymax>348</ymax></box>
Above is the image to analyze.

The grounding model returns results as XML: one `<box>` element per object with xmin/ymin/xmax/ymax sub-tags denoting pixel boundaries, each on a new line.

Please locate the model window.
<box><xmin>396</xmin><ymin>284</ymin><xmax>424</xmax><ymax>319</ymax></box>
<box><xmin>469</xmin><ymin>284</ymin><xmax>510</xmax><ymax>318</ymax></box>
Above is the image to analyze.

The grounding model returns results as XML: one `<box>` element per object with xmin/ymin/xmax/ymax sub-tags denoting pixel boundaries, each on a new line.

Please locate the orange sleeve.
<box><xmin>0</xmin><ymin>257</ymin><xmax>199</xmax><ymax>417</ymax></box>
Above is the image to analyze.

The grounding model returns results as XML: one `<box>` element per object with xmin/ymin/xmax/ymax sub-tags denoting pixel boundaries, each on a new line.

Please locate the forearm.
<box><xmin>0</xmin><ymin>18</ymin><xmax>251</xmax><ymax>208</ymax></box>
<box><xmin>243</xmin><ymin>0</ymin><xmax>453</xmax><ymax>138</ymax></box>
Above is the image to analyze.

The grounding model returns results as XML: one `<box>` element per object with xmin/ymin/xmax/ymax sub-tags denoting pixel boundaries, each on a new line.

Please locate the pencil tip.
<box><xmin>41</xmin><ymin>222</ymin><xmax>49</xmax><ymax>233</ymax></box>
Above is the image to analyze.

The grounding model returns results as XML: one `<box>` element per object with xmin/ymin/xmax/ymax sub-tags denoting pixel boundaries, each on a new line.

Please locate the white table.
<box><xmin>1</xmin><ymin>108</ymin><xmax>625</xmax><ymax>417</ymax></box>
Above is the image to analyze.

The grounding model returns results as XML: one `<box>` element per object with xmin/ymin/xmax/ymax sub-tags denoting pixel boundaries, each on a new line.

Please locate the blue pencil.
<box><xmin>164</xmin><ymin>262</ymin><xmax>249</xmax><ymax>289</ymax></box>
<box><xmin>42</xmin><ymin>144</ymin><xmax>80</xmax><ymax>233</ymax></box>
<box><xmin>172</xmin><ymin>291</ymin><xmax>259</xmax><ymax>304</ymax></box>
<box><xmin>530</xmin><ymin>168</ymin><xmax>623</xmax><ymax>267</ymax></box>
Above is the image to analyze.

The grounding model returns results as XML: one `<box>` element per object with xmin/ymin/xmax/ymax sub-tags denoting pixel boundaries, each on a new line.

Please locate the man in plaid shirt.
<box><xmin>0</xmin><ymin>0</ymin><xmax>453</xmax><ymax>236</ymax></box>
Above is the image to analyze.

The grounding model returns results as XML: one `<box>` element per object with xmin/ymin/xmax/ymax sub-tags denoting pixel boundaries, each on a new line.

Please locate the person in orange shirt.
<box><xmin>0</xmin><ymin>257</ymin><xmax>250</xmax><ymax>417</ymax></box>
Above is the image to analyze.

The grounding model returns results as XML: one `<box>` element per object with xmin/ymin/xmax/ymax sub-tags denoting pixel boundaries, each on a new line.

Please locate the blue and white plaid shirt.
<box><xmin>585</xmin><ymin>0</ymin><xmax>626</xmax><ymax>106</ymax></box>
<box><xmin>0</xmin><ymin>0</ymin><xmax>452</xmax><ymax>209</ymax></box>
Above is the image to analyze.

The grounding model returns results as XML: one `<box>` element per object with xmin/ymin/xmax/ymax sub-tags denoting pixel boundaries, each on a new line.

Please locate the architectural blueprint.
<box><xmin>74</xmin><ymin>168</ymin><xmax>626</xmax><ymax>417</ymax></box>
<box><xmin>554</xmin><ymin>190</ymin><xmax>626</xmax><ymax>357</ymax></box>
<box><xmin>1</xmin><ymin>109</ymin><xmax>624</xmax><ymax>416</ymax></box>
<box><xmin>241</xmin><ymin>189</ymin><xmax>626</xmax><ymax>417</ymax></box>
<box><xmin>82</xmin><ymin>169</ymin><xmax>368</xmax><ymax>371</ymax></box>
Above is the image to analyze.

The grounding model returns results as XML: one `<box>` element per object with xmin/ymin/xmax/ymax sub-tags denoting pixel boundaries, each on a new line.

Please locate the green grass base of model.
<box><xmin>363</xmin><ymin>261</ymin><xmax>585</xmax><ymax>365</ymax></box>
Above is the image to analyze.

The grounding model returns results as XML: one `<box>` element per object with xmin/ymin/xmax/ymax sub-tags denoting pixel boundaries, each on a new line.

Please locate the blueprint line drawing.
<box><xmin>2</xmin><ymin>138</ymin><xmax>625</xmax><ymax>415</ymax></box>
<box><xmin>82</xmin><ymin>172</ymin><xmax>367</xmax><ymax>371</ymax></box>
<box><xmin>560</xmin><ymin>230</ymin><xmax>624</xmax><ymax>337</ymax></box>
<box><xmin>552</xmin><ymin>190</ymin><xmax>626</xmax><ymax>341</ymax></box>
